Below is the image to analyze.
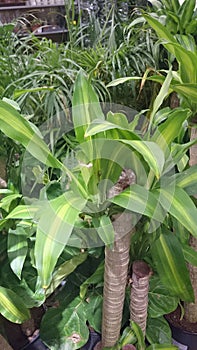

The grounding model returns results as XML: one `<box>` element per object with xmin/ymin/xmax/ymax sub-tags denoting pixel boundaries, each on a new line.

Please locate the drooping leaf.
<box><xmin>6</xmin><ymin>204</ymin><xmax>39</xmax><ymax>219</ymax></box>
<box><xmin>85</xmin><ymin>119</ymin><xmax>141</xmax><ymax>140</ymax></box>
<box><xmin>152</xmin><ymin>108</ymin><xmax>191</xmax><ymax>153</ymax></box>
<box><xmin>119</xmin><ymin>140</ymin><xmax>164</xmax><ymax>179</ymax></box>
<box><xmin>0</xmin><ymin>286</ymin><xmax>30</xmax><ymax>323</ymax></box>
<box><xmin>35</xmin><ymin>192</ymin><xmax>86</xmax><ymax>288</ymax></box>
<box><xmin>157</xmin><ymin>186</ymin><xmax>197</xmax><ymax>238</ymax></box>
<box><xmin>86</xmin><ymin>293</ymin><xmax>103</xmax><ymax>333</ymax></box>
<box><xmin>109</xmin><ymin>184</ymin><xmax>165</xmax><ymax>223</ymax></box>
<box><xmin>182</xmin><ymin>244</ymin><xmax>197</xmax><ymax>267</ymax></box>
<box><xmin>46</xmin><ymin>252</ymin><xmax>88</xmax><ymax>296</ymax></box>
<box><xmin>151</xmin><ymin>228</ymin><xmax>194</xmax><ymax>301</ymax></box>
<box><xmin>0</xmin><ymin>100</ymin><xmax>61</xmax><ymax>169</ymax></box>
<box><xmin>92</xmin><ymin>215</ymin><xmax>114</xmax><ymax>247</ymax></box>
<box><xmin>8</xmin><ymin>227</ymin><xmax>28</xmax><ymax>279</ymax></box>
<box><xmin>80</xmin><ymin>261</ymin><xmax>104</xmax><ymax>299</ymax></box>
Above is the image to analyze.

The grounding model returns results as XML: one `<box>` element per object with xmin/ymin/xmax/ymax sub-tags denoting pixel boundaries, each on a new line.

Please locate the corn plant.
<box><xmin>0</xmin><ymin>70</ymin><xmax>197</xmax><ymax>349</ymax></box>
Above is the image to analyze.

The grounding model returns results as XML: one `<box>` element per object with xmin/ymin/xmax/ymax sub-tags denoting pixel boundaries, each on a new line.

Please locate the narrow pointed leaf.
<box><xmin>0</xmin><ymin>286</ymin><xmax>30</xmax><ymax>323</ymax></box>
<box><xmin>151</xmin><ymin>229</ymin><xmax>194</xmax><ymax>301</ymax></box>
<box><xmin>35</xmin><ymin>192</ymin><xmax>86</xmax><ymax>288</ymax></box>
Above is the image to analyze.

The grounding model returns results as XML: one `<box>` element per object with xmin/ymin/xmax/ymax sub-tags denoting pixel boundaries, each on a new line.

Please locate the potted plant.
<box><xmin>0</xmin><ymin>67</ymin><xmax>197</xmax><ymax>350</ymax></box>
<box><xmin>114</xmin><ymin>8</ymin><xmax>197</xmax><ymax>349</ymax></box>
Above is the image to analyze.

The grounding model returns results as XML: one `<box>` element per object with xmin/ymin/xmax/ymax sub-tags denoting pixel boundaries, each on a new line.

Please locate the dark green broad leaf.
<box><xmin>40</xmin><ymin>296</ymin><xmax>89</xmax><ymax>350</ymax></box>
<box><xmin>151</xmin><ymin>228</ymin><xmax>194</xmax><ymax>302</ymax></box>
<box><xmin>80</xmin><ymin>261</ymin><xmax>104</xmax><ymax>299</ymax></box>
<box><xmin>109</xmin><ymin>184</ymin><xmax>165</xmax><ymax>223</ymax></box>
<box><xmin>146</xmin><ymin>316</ymin><xmax>172</xmax><ymax>345</ymax></box>
<box><xmin>35</xmin><ymin>192</ymin><xmax>87</xmax><ymax>288</ymax></box>
<box><xmin>0</xmin><ymin>286</ymin><xmax>30</xmax><ymax>323</ymax></box>
<box><xmin>86</xmin><ymin>293</ymin><xmax>103</xmax><ymax>333</ymax></box>
<box><xmin>148</xmin><ymin>276</ymin><xmax>179</xmax><ymax>318</ymax></box>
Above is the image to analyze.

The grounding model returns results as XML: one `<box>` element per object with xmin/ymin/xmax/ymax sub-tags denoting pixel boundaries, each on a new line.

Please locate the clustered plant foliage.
<box><xmin>0</xmin><ymin>1</ymin><xmax>197</xmax><ymax>350</ymax></box>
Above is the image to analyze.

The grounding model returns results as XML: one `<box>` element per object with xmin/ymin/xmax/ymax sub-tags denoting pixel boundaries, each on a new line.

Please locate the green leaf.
<box><xmin>85</xmin><ymin>119</ymin><xmax>141</xmax><ymax>140</ymax></box>
<box><xmin>40</xmin><ymin>297</ymin><xmax>89</xmax><ymax>350</ymax></box>
<box><xmin>172</xmin><ymin>83</ymin><xmax>197</xmax><ymax>102</ymax></box>
<box><xmin>0</xmin><ymin>194</ymin><xmax>22</xmax><ymax>212</ymax></box>
<box><xmin>86</xmin><ymin>293</ymin><xmax>103</xmax><ymax>333</ymax></box>
<box><xmin>0</xmin><ymin>286</ymin><xmax>30</xmax><ymax>323</ymax></box>
<box><xmin>149</xmin><ymin>68</ymin><xmax>173</xmax><ymax>127</ymax></box>
<box><xmin>72</xmin><ymin>71</ymin><xmax>105</xmax><ymax>144</ymax></box>
<box><xmin>109</xmin><ymin>184</ymin><xmax>165</xmax><ymax>223</ymax></box>
<box><xmin>8</xmin><ymin>227</ymin><xmax>28</xmax><ymax>279</ymax></box>
<box><xmin>6</xmin><ymin>204</ymin><xmax>39</xmax><ymax>219</ymax></box>
<box><xmin>106</xmin><ymin>76</ymin><xmax>142</xmax><ymax>88</ymax></box>
<box><xmin>0</xmin><ymin>100</ymin><xmax>61</xmax><ymax>169</ymax></box>
<box><xmin>80</xmin><ymin>261</ymin><xmax>104</xmax><ymax>299</ymax></box>
<box><xmin>157</xmin><ymin>186</ymin><xmax>197</xmax><ymax>238</ymax></box>
<box><xmin>174</xmin><ymin>165</ymin><xmax>197</xmax><ymax>195</ymax></box>
<box><xmin>46</xmin><ymin>252</ymin><xmax>88</xmax><ymax>296</ymax></box>
<box><xmin>35</xmin><ymin>192</ymin><xmax>86</xmax><ymax>288</ymax></box>
<box><xmin>119</xmin><ymin>140</ymin><xmax>164</xmax><ymax>179</ymax></box>
<box><xmin>148</xmin><ymin>276</ymin><xmax>179</xmax><ymax>318</ymax></box>
<box><xmin>130</xmin><ymin>321</ymin><xmax>145</xmax><ymax>350</ymax></box>
<box><xmin>146</xmin><ymin>317</ymin><xmax>172</xmax><ymax>345</ymax></box>
<box><xmin>146</xmin><ymin>343</ymin><xmax>178</xmax><ymax>349</ymax></box>
<box><xmin>182</xmin><ymin>244</ymin><xmax>197</xmax><ymax>267</ymax></box>
<box><xmin>92</xmin><ymin>215</ymin><xmax>115</xmax><ymax>247</ymax></box>
<box><xmin>151</xmin><ymin>228</ymin><xmax>194</xmax><ymax>301</ymax></box>
<box><xmin>152</xmin><ymin>108</ymin><xmax>191</xmax><ymax>152</ymax></box>
<box><xmin>14</xmin><ymin>86</ymin><xmax>55</xmax><ymax>98</ymax></box>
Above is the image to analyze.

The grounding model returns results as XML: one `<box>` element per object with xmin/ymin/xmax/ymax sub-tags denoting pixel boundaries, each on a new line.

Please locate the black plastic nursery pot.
<box><xmin>170</xmin><ymin>323</ymin><xmax>197</xmax><ymax>350</ymax></box>
<box><xmin>21</xmin><ymin>335</ymin><xmax>49</xmax><ymax>350</ymax></box>
<box><xmin>21</xmin><ymin>331</ymin><xmax>101</xmax><ymax>350</ymax></box>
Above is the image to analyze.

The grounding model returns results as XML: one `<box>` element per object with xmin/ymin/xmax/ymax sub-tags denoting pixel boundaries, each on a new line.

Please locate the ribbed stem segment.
<box><xmin>101</xmin><ymin>213</ymin><xmax>133</xmax><ymax>347</ymax></box>
<box><xmin>184</xmin><ymin>126</ymin><xmax>197</xmax><ymax>323</ymax></box>
<box><xmin>130</xmin><ymin>261</ymin><xmax>152</xmax><ymax>336</ymax></box>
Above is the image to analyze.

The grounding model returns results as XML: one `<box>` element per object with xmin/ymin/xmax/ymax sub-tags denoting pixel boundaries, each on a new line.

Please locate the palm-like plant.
<box><xmin>0</xmin><ymin>70</ymin><xmax>197</xmax><ymax>349</ymax></box>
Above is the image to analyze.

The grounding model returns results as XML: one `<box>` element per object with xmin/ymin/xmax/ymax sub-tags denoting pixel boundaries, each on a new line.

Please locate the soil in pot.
<box><xmin>166</xmin><ymin>306</ymin><xmax>197</xmax><ymax>350</ymax></box>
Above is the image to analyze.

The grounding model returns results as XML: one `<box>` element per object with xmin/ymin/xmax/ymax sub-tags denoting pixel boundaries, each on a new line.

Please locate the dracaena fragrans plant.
<box><xmin>0</xmin><ymin>70</ymin><xmax>197</xmax><ymax>350</ymax></box>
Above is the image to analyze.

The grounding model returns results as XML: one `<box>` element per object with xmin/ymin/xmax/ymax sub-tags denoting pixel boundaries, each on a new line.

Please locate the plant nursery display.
<box><xmin>0</xmin><ymin>67</ymin><xmax>197</xmax><ymax>350</ymax></box>
<box><xmin>0</xmin><ymin>1</ymin><xmax>197</xmax><ymax>350</ymax></box>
